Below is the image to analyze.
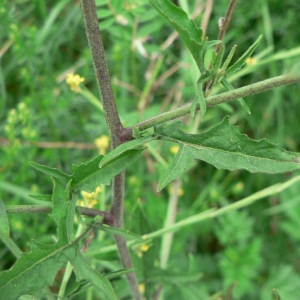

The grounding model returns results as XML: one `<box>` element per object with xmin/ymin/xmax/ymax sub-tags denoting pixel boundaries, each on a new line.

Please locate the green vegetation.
<box><xmin>1</xmin><ymin>0</ymin><xmax>300</xmax><ymax>299</ymax></box>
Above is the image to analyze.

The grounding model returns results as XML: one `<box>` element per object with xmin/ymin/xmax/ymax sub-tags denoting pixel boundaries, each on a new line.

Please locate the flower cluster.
<box><xmin>66</xmin><ymin>73</ymin><xmax>85</xmax><ymax>93</ymax></box>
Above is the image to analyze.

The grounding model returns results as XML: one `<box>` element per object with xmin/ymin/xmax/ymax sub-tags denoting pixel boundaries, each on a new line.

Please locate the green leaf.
<box><xmin>0</xmin><ymin>242</ymin><xmax>77</xmax><ymax>300</ymax></box>
<box><xmin>51</xmin><ymin>178</ymin><xmax>72</xmax><ymax>243</ymax></box>
<box><xmin>226</xmin><ymin>35</ymin><xmax>263</xmax><ymax>76</ymax></box>
<box><xmin>155</xmin><ymin>121</ymin><xmax>183</xmax><ymax>136</ymax></box>
<box><xmin>0</xmin><ymin>198</ymin><xmax>9</xmax><ymax>237</ymax></box>
<box><xmin>158</xmin><ymin>144</ymin><xmax>191</xmax><ymax>191</ymax></box>
<box><xmin>198</xmin><ymin>39</ymin><xmax>222</xmax><ymax>73</ymax></box>
<box><xmin>105</xmin><ymin>268</ymin><xmax>135</xmax><ymax>280</ymax></box>
<box><xmin>158</xmin><ymin>117</ymin><xmax>300</xmax><ymax>190</ymax></box>
<box><xmin>212</xmin><ymin>44</ymin><xmax>225</xmax><ymax>70</ymax></box>
<box><xmin>98</xmin><ymin>224</ymin><xmax>144</xmax><ymax>242</ymax></box>
<box><xmin>66</xmin><ymin>185</ymin><xmax>78</xmax><ymax>244</ymax></box>
<box><xmin>191</xmin><ymin>81</ymin><xmax>206</xmax><ymax>117</ymax></box>
<box><xmin>221</xmin><ymin>78</ymin><xmax>251</xmax><ymax>114</ymax></box>
<box><xmin>71</xmin><ymin>252</ymin><xmax>118</xmax><ymax>300</ymax></box>
<box><xmin>65</xmin><ymin>268</ymin><xmax>131</xmax><ymax>300</ymax></box>
<box><xmin>149</xmin><ymin>0</ymin><xmax>206</xmax><ymax>69</ymax></box>
<box><xmin>0</xmin><ymin>229</ymin><xmax>22</xmax><ymax>258</ymax></box>
<box><xmin>220</xmin><ymin>44</ymin><xmax>237</xmax><ymax>73</ymax></box>
<box><xmin>0</xmin><ymin>241</ymin><xmax>117</xmax><ymax>300</ymax></box>
<box><xmin>272</xmin><ymin>288</ymin><xmax>281</xmax><ymax>300</ymax></box>
<box><xmin>65</xmin><ymin>280</ymin><xmax>89</xmax><ymax>299</ymax></box>
<box><xmin>30</xmin><ymin>161</ymin><xmax>71</xmax><ymax>182</ymax></box>
<box><xmin>72</xmin><ymin>151</ymin><xmax>144</xmax><ymax>193</ymax></box>
<box><xmin>99</xmin><ymin>136</ymin><xmax>154</xmax><ymax>167</ymax></box>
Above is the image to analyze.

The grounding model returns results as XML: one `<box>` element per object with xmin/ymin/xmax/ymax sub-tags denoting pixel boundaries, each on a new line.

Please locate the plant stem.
<box><xmin>110</xmin><ymin>173</ymin><xmax>143</xmax><ymax>300</ymax></box>
<box><xmin>158</xmin><ymin>179</ymin><xmax>181</xmax><ymax>300</ymax></box>
<box><xmin>216</xmin><ymin>0</ymin><xmax>237</xmax><ymax>53</ymax></box>
<box><xmin>128</xmin><ymin>73</ymin><xmax>300</xmax><ymax>134</ymax></box>
<box><xmin>6</xmin><ymin>205</ymin><xmax>114</xmax><ymax>222</ymax></box>
<box><xmin>80</xmin><ymin>1</ymin><xmax>141</xmax><ymax>299</ymax></box>
<box><xmin>86</xmin><ymin>175</ymin><xmax>300</xmax><ymax>258</ymax></box>
<box><xmin>160</xmin><ymin>179</ymin><xmax>181</xmax><ymax>269</ymax></box>
<box><xmin>80</xmin><ymin>0</ymin><xmax>122</xmax><ymax>148</ymax></box>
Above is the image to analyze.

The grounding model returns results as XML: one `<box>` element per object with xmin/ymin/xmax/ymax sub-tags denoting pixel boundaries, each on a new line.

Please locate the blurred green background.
<box><xmin>1</xmin><ymin>0</ymin><xmax>300</xmax><ymax>299</ymax></box>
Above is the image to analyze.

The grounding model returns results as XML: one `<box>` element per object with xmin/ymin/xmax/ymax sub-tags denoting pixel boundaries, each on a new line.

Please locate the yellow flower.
<box><xmin>95</xmin><ymin>135</ymin><xmax>110</xmax><ymax>155</ymax></box>
<box><xmin>80</xmin><ymin>186</ymin><xmax>102</xmax><ymax>208</ymax></box>
<box><xmin>139</xmin><ymin>283</ymin><xmax>145</xmax><ymax>294</ymax></box>
<box><xmin>170</xmin><ymin>145</ymin><xmax>179</xmax><ymax>154</ymax></box>
<box><xmin>246</xmin><ymin>57</ymin><xmax>258</xmax><ymax>66</ymax></box>
<box><xmin>66</xmin><ymin>73</ymin><xmax>85</xmax><ymax>93</ymax></box>
<box><xmin>169</xmin><ymin>185</ymin><xmax>184</xmax><ymax>196</ymax></box>
<box><xmin>140</xmin><ymin>244</ymin><xmax>149</xmax><ymax>252</ymax></box>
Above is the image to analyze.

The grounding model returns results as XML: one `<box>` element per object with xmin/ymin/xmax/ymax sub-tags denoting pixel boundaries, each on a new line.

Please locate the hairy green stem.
<box><xmin>80</xmin><ymin>1</ymin><xmax>141</xmax><ymax>299</ymax></box>
<box><xmin>130</xmin><ymin>73</ymin><xmax>300</xmax><ymax>134</ymax></box>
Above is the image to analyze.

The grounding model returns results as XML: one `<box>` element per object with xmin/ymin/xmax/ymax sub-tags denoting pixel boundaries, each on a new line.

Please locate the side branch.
<box><xmin>129</xmin><ymin>73</ymin><xmax>300</xmax><ymax>134</ymax></box>
<box><xmin>6</xmin><ymin>205</ymin><xmax>114</xmax><ymax>224</ymax></box>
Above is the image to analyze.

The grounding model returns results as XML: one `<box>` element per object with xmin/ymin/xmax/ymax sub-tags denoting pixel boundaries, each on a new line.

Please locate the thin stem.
<box><xmin>201</xmin><ymin>0</ymin><xmax>214</xmax><ymax>39</ymax></box>
<box><xmin>127</xmin><ymin>73</ymin><xmax>300</xmax><ymax>134</ymax></box>
<box><xmin>158</xmin><ymin>179</ymin><xmax>181</xmax><ymax>300</ymax></box>
<box><xmin>80</xmin><ymin>0</ymin><xmax>123</xmax><ymax>148</ymax></box>
<box><xmin>160</xmin><ymin>179</ymin><xmax>181</xmax><ymax>269</ymax></box>
<box><xmin>86</xmin><ymin>175</ymin><xmax>300</xmax><ymax>257</ymax></box>
<box><xmin>0</xmin><ymin>138</ymin><xmax>96</xmax><ymax>149</ymax></box>
<box><xmin>216</xmin><ymin>0</ymin><xmax>237</xmax><ymax>53</ymax></box>
<box><xmin>6</xmin><ymin>205</ymin><xmax>114</xmax><ymax>224</ymax></box>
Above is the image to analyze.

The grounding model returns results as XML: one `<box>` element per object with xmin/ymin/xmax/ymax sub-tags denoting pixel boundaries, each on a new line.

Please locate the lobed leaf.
<box><xmin>155</xmin><ymin>121</ymin><xmax>183</xmax><ymax>136</ymax></box>
<box><xmin>51</xmin><ymin>178</ymin><xmax>73</xmax><ymax>243</ymax></box>
<box><xmin>0</xmin><ymin>241</ymin><xmax>117</xmax><ymax>300</ymax></box>
<box><xmin>71</xmin><ymin>252</ymin><xmax>118</xmax><ymax>300</ymax></box>
<box><xmin>157</xmin><ymin>117</ymin><xmax>300</xmax><ymax>190</ymax></box>
<box><xmin>29</xmin><ymin>162</ymin><xmax>71</xmax><ymax>182</ymax></box>
<box><xmin>0</xmin><ymin>242</ymin><xmax>77</xmax><ymax>300</ymax></box>
<box><xmin>99</xmin><ymin>136</ymin><xmax>154</xmax><ymax>167</ymax></box>
<box><xmin>72</xmin><ymin>151</ymin><xmax>144</xmax><ymax>193</ymax></box>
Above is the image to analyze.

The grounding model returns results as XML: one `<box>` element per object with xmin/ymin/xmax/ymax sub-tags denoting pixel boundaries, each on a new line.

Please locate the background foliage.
<box><xmin>1</xmin><ymin>0</ymin><xmax>300</xmax><ymax>299</ymax></box>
